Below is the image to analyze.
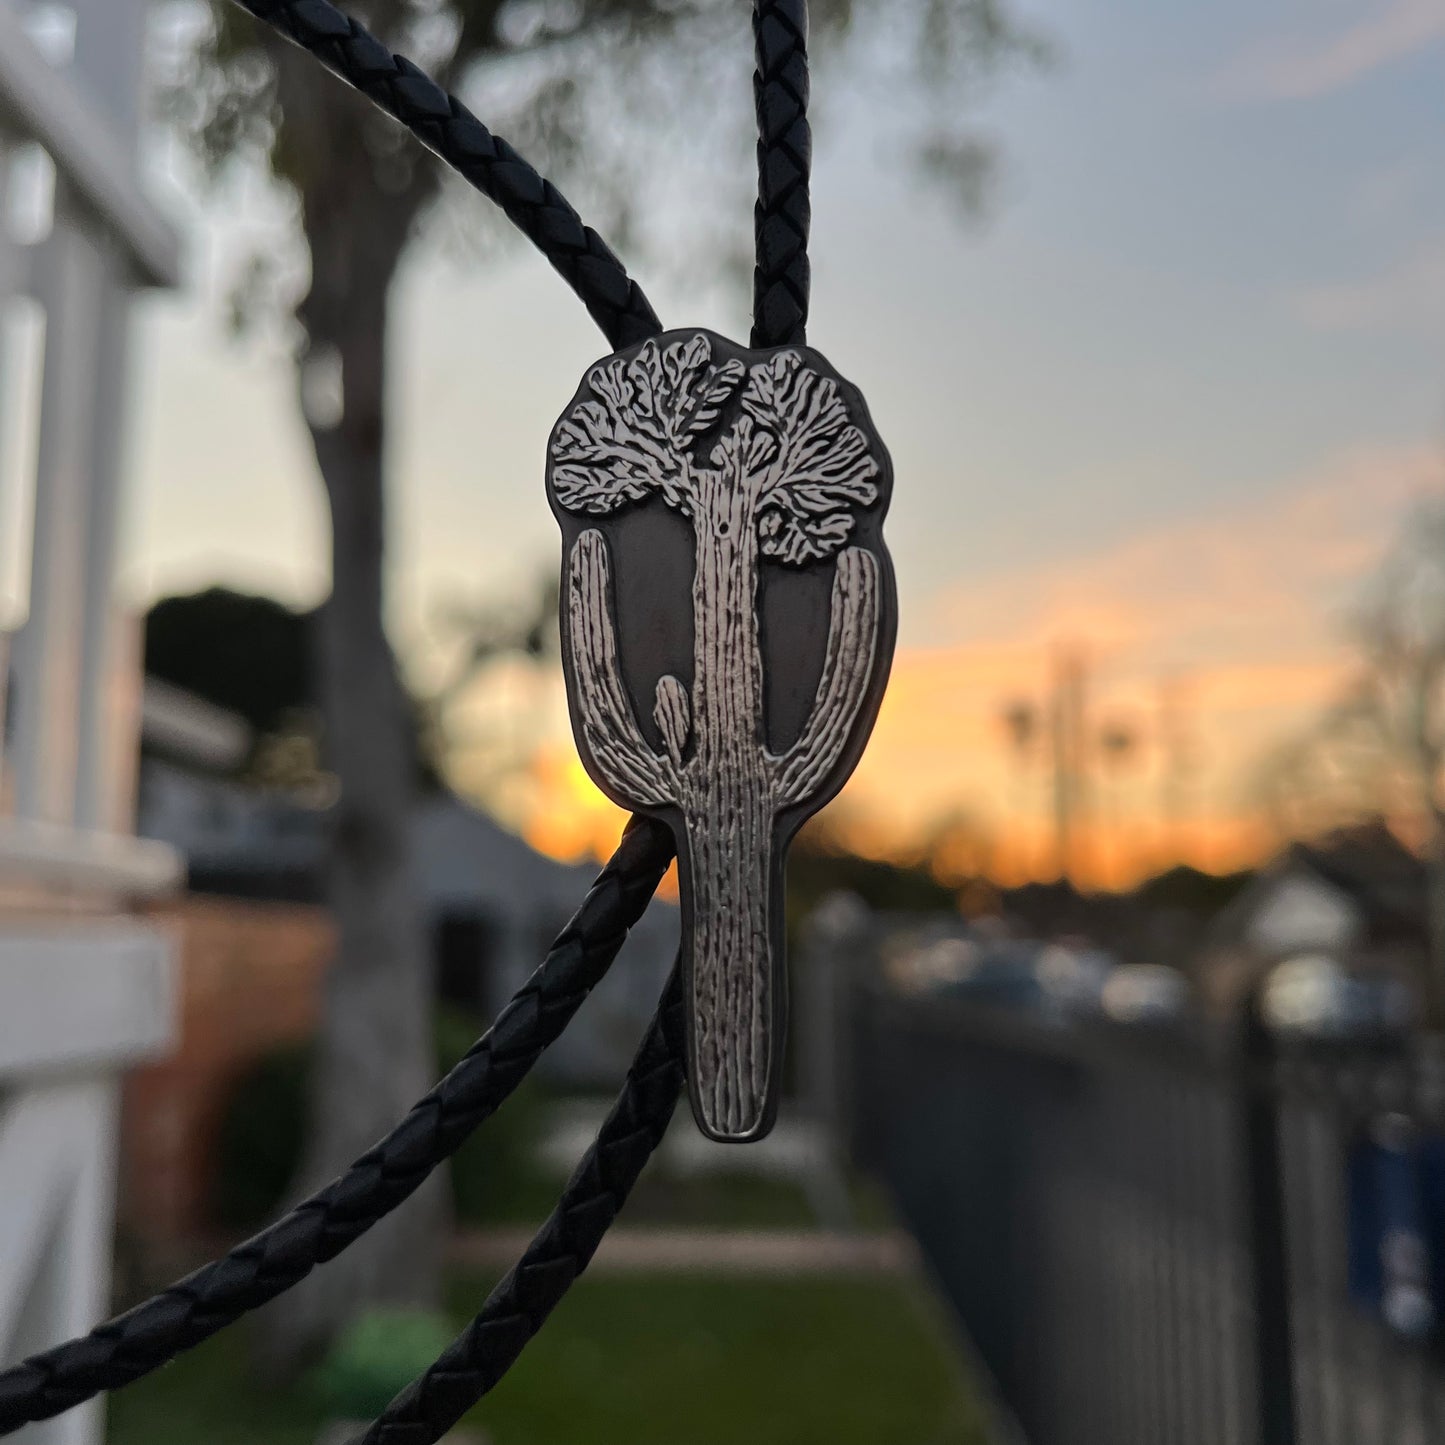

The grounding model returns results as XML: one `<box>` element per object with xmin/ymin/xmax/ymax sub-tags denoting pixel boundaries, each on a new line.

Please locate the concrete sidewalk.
<box><xmin>451</xmin><ymin>1227</ymin><xmax>917</xmax><ymax>1275</ymax></box>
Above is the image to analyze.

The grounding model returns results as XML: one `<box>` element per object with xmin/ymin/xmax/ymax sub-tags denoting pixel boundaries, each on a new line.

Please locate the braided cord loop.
<box><xmin>0</xmin><ymin>818</ymin><xmax>674</xmax><ymax>1436</ymax></box>
<box><xmin>233</xmin><ymin>0</ymin><xmax>661</xmax><ymax>350</ymax></box>
<box><xmin>751</xmin><ymin>0</ymin><xmax>812</xmax><ymax>349</ymax></box>
<box><xmin>355</xmin><ymin>971</ymin><xmax>685</xmax><ymax>1445</ymax></box>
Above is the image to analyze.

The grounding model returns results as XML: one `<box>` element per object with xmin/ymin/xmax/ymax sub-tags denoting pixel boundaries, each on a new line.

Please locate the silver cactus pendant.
<box><xmin>547</xmin><ymin>328</ymin><xmax>896</xmax><ymax>1142</ymax></box>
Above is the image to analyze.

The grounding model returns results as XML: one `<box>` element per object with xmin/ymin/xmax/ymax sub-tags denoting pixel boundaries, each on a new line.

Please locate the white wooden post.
<box><xmin>71</xmin><ymin>0</ymin><xmax>148</xmax><ymax>833</ymax></box>
<box><xmin>0</xmin><ymin>932</ymin><xmax>174</xmax><ymax>1445</ymax></box>
<box><xmin>0</xmin><ymin>1080</ymin><xmax>120</xmax><ymax>1445</ymax></box>
<box><xmin>9</xmin><ymin>220</ymin><xmax>106</xmax><ymax>822</ymax></box>
<box><xmin>0</xmin><ymin>0</ymin><xmax>179</xmax><ymax>819</ymax></box>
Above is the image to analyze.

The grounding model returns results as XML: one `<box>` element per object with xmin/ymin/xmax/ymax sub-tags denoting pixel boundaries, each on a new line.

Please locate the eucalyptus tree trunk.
<box><xmin>263</xmin><ymin>176</ymin><xmax>445</xmax><ymax>1366</ymax></box>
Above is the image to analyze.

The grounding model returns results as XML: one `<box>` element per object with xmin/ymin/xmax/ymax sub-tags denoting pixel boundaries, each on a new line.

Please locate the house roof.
<box><xmin>1284</xmin><ymin>822</ymin><xmax>1425</xmax><ymax>944</ymax></box>
<box><xmin>137</xmin><ymin>759</ymin><xmax>624</xmax><ymax>921</ymax></box>
<box><xmin>141</xmin><ymin>678</ymin><xmax>251</xmax><ymax>772</ymax></box>
<box><xmin>1210</xmin><ymin>821</ymin><xmax>1427</xmax><ymax>952</ymax></box>
<box><xmin>412</xmin><ymin>793</ymin><xmax>596</xmax><ymax>913</ymax></box>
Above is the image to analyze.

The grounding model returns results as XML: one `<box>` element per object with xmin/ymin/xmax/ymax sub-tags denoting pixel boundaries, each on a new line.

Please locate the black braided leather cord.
<box><xmin>234</xmin><ymin>0</ymin><xmax>661</xmax><ymax>350</ymax></box>
<box><xmin>751</xmin><ymin>0</ymin><xmax>811</xmax><ymax>349</ymax></box>
<box><xmin>355</xmin><ymin>971</ymin><xmax>685</xmax><ymax>1445</ymax></box>
<box><xmin>0</xmin><ymin>817</ymin><xmax>674</xmax><ymax>1436</ymax></box>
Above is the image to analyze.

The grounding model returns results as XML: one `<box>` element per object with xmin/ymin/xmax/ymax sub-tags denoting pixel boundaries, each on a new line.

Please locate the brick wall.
<box><xmin>120</xmin><ymin>895</ymin><xmax>334</xmax><ymax>1241</ymax></box>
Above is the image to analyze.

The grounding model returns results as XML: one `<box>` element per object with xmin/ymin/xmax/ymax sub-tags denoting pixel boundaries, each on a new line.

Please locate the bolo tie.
<box><xmin>0</xmin><ymin>1</ymin><xmax>896</xmax><ymax>1438</ymax></box>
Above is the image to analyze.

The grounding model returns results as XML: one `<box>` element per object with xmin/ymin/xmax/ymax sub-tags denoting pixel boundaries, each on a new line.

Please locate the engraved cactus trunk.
<box><xmin>676</xmin><ymin>468</ymin><xmax>777</xmax><ymax>1138</ymax></box>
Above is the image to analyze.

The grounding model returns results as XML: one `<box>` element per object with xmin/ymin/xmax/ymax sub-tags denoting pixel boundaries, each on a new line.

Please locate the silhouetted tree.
<box><xmin>145</xmin><ymin>587</ymin><xmax>311</xmax><ymax>736</ymax></box>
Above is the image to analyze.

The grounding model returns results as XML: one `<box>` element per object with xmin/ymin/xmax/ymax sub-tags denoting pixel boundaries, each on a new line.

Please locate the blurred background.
<box><xmin>2</xmin><ymin>0</ymin><xmax>1444</xmax><ymax>1442</ymax></box>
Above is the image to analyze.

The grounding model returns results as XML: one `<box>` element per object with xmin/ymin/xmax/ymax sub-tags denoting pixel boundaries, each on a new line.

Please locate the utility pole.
<box><xmin>1050</xmin><ymin>645</ymin><xmax>1091</xmax><ymax>883</ymax></box>
<box><xmin>1158</xmin><ymin>674</ymin><xmax>1193</xmax><ymax>868</ymax></box>
<box><xmin>1099</xmin><ymin>719</ymin><xmax>1139</xmax><ymax>889</ymax></box>
<box><xmin>1001</xmin><ymin>698</ymin><xmax>1040</xmax><ymax>879</ymax></box>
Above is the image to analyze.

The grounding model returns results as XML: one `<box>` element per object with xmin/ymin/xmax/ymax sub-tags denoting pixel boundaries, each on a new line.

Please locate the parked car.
<box><xmin>1100</xmin><ymin>963</ymin><xmax>1192</xmax><ymax>1025</ymax></box>
<box><xmin>1036</xmin><ymin>943</ymin><xmax>1114</xmax><ymax>1017</ymax></box>
<box><xmin>884</xmin><ymin>924</ymin><xmax>1054</xmax><ymax>1012</ymax></box>
<box><xmin>1261</xmin><ymin>953</ymin><xmax>1415</xmax><ymax>1039</ymax></box>
<box><xmin>934</xmin><ymin>940</ymin><xmax>1050</xmax><ymax>1011</ymax></box>
<box><xmin>881</xmin><ymin>922</ymin><xmax>982</xmax><ymax>995</ymax></box>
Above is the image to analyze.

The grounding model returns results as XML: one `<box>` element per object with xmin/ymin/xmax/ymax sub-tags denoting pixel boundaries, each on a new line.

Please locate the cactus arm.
<box><xmin>567</xmin><ymin>529</ymin><xmax>677</xmax><ymax>808</ymax></box>
<box><xmin>772</xmin><ymin>546</ymin><xmax>881</xmax><ymax>808</ymax></box>
<box><xmin>652</xmin><ymin>675</ymin><xmax>692</xmax><ymax>768</ymax></box>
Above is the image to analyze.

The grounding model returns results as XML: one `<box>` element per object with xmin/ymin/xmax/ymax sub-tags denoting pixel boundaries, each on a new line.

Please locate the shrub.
<box><xmin>211</xmin><ymin>1040</ymin><xmax>312</xmax><ymax>1230</ymax></box>
<box><xmin>212</xmin><ymin>1007</ymin><xmax>549</xmax><ymax>1230</ymax></box>
<box><xmin>308</xmin><ymin>1308</ymin><xmax>457</xmax><ymax>1419</ymax></box>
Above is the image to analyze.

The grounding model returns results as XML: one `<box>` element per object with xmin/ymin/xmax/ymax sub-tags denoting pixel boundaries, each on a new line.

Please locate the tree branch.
<box><xmin>735</xmin><ymin>351</ymin><xmax>879</xmax><ymax>565</ymax></box>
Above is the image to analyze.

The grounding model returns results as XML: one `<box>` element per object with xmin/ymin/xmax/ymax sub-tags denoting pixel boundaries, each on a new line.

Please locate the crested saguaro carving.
<box><xmin>547</xmin><ymin>328</ymin><xmax>895</xmax><ymax>1140</ymax></box>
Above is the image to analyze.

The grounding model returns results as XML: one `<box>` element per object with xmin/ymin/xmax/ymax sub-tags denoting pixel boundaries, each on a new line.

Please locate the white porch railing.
<box><xmin>0</xmin><ymin>929</ymin><xmax>175</xmax><ymax>1442</ymax></box>
<box><xmin>0</xmin><ymin>3</ymin><xmax>182</xmax><ymax>1442</ymax></box>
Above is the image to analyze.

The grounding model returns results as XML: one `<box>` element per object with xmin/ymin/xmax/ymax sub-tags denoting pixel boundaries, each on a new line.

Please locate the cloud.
<box><xmin>925</xmin><ymin>445</ymin><xmax>1438</xmax><ymax>667</ymax></box>
<box><xmin>1221</xmin><ymin>0</ymin><xmax>1445</xmax><ymax>101</ymax></box>
<box><xmin>1293</xmin><ymin>237</ymin><xmax>1445</xmax><ymax>333</ymax></box>
<box><xmin>1353</xmin><ymin>158</ymin><xmax>1433</xmax><ymax>226</ymax></box>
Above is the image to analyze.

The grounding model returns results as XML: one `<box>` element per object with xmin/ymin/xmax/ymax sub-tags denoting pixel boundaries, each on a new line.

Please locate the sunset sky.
<box><xmin>27</xmin><ymin>0</ymin><xmax>1444</xmax><ymax>883</ymax></box>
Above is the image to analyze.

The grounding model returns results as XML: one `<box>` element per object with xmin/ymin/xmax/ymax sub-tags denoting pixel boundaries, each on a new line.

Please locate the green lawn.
<box><xmin>107</xmin><ymin>1273</ymin><xmax>986</xmax><ymax>1445</ymax></box>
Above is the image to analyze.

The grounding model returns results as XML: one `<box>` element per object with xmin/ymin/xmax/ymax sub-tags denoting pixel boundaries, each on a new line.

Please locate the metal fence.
<box><xmin>847</xmin><ymin>982</ymin><xmax>1445</xmax><ymax>1445</ymax></box>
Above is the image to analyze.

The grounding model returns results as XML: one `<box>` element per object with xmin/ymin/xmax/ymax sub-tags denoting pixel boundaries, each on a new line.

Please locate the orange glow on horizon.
<box><xmin>512</xmin><ymin>724</ymin><xmax>1281</xmax><ymax>895</ymax></box>
<box><xmin>490</xmin><ymin>452</ymin><xmax>1443</xmax><ymax>896</ymax></box>
<box><xmin>519</xmin><ymin>746</ymin><xmax>679</xmax><ymax>899</ymax></box>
